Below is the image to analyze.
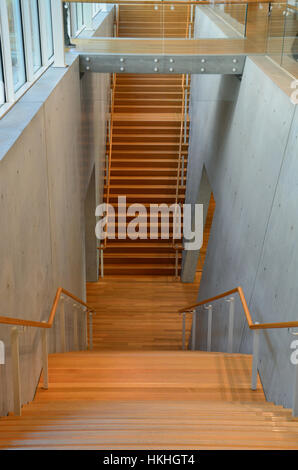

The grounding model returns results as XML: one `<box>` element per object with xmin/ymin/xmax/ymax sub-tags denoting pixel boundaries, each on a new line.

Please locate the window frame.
<box><xmin>8</xmin><ymin>0</ymin><xmax>27</xmax><ymax>93</ymax></box>
<box><xmin>0</xmin><ymin>0</ymin><xmax>54</xmax><ymax>118</ymax></box>
<box><xmin>92</xmin><ymin>4</ymin><xmax>102</xmax><ymax>18</ymax></box>
<box><xmin>28</xmin><ymin>0</ymin><xmax>43</xmax><ymax>74</ymax></box>
<box><xmin>0</xmin><ymin>45</ymin><xmax>6</xmax><ymax>106</ymax></box>
<box><xmin>70</xmin><ymin>2</ymin><xmax>86</xmax><ymax>37</ymax></box>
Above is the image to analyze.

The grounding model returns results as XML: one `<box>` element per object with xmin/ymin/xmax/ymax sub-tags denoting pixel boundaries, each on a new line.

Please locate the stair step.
<box><xmin>111</xmin><ymin>169</ymin><xmax>186</xmax><ymax>177</ymax></box>
<box><xmin>106</xmin><ymin>185</ymin><xmax>184</xmax><ymax>195</ymax></box>
<box><xmin>104</xmin><ymin>244</ymin><xmax>181</xmax><ymax>253</ymax></box>
<box><xmin>112</xmin><ymin>126</ymin><xmax>188</xmax><ymax>134</ymax></box>
<box><xmin>112</xmin><ymin>135</ymin><xmax>184</xmax><ymax>142</ymax></box>
<box><xmin>112</xmin><ymin>159</ymin><xmax>182</xmax><ymax>167</ymax></box>
<box><xmin>111</xmin><ymin>143</ymin><xmax>188</xmax><ymax>151</ymax></box>
<box><xmin>108</xmin><ymin>177</ymin><xmax>186</xmax><ymax>185</ymax></box>
<box><xmin>110</xmin><ymin>150</ymin><xmax>188</xmax><ymax>157</ymax></box>
<box><xmin>104</xmin><ymin>256</ymin><xmax>182</xmax><ymax>265</ymax></box>
<box><xmin>104</xmin><ymin>264</ymin><xmax>180</xmax><ymax>274</ymax></box>
<box><xmin>107</xmin><ymin>195</ymin><xmax>185</xmax><ymax>202</ymax></box>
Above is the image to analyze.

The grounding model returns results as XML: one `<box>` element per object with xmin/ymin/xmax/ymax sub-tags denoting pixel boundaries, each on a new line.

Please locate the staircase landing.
<box><xmin>86</xmin><ymin>275</ymin><xmax>200</xmax><ymax>350</ymax></box>
<box><xmin>1</xmin><ymin>351</ymin><xmax>298</xmax><ymax>449</ymax></box>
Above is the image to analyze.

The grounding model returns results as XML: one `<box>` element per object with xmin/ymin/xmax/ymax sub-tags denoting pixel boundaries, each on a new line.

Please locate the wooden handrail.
<box><xmin>102</xmin><ymin>74</ymin><xmax>116</xmax><ymax>250</ymax></box>
<box><xmin>178</xmin><ymin>286</ymin><xmax>298</xmax><ymax>331</ymax></box>
<box><xmin>0</xmin><ymin>287</ymin><xmax>95</xmax><ymax>329</ymax></box>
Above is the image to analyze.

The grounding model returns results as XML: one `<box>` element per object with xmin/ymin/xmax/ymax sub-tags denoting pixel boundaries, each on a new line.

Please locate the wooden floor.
<box><xmin>86</xmin><ymin>275</ymin><xmax>200</xmax><ymax>350</ymax></box>
<box><xmin>1</xmin><ymin>351</ymin><xmax>298</xmax><ymax>449</ymax></box>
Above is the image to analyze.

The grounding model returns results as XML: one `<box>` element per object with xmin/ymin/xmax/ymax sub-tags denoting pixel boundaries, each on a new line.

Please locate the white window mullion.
<box><xmin>38</xmin><ymin>0</ymin><xmax>49</xmax><ymax>66</ymax></box>
<box><xmin>51</xmin><ymin>0</ymin><xmax>66</xmax><ymax>68</ymax></box>
<box><xmin>0</xmin><ymin>1</ymin><xmax>15</xmax><ymax>103</ymax></box>
<box><xmin>83</xmin><ymin>4</ymin><xmax>93</xmax><ymax>30</ymax></box>
<box><xmin>21</xmin><ymin>0</ymin><xmax>34</xmax><ymax>82</ymax></box>
<box><xmin>70</xmin><ymin>3</ymin><xmax>77</xmax><ymax>38</ymax></box>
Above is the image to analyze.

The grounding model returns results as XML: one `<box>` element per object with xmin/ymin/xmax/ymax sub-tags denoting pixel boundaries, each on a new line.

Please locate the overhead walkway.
<box><xmin>71</xmin><ymin>1</ymin><xmax>297</xmax><ymax>77</ymax></box>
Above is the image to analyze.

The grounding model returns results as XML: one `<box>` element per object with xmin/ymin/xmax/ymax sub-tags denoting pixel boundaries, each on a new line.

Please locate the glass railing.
<box><xmin>282</xmin><ymin>2</ymin><xmax>298</xmax><ymax>76</ymax></box>
<box><xmin>70</xmin><ymin>1</ymin><xmax>298</xmax><ymax>78</ymax></box>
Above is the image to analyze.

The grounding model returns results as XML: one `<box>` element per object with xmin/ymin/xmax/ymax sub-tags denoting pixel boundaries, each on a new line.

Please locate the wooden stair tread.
<box><xmin>104</xmin><ymin>253</ymin><xmax>182</xmax><ymax>259</ymax></box>
<box><xmin>113</xmin><ymin>113</ymin><xmax>189</xmax><ymax>121</ymax></box>
<box><xmin>3</xmin><ymin>348</ymin><xmax>298</xmax><ymax>449</ymax></box>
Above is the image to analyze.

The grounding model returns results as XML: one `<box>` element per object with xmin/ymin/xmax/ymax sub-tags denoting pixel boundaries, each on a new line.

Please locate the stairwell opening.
<box><xmin>196</xmin><ymin>192</ymin><xmax>216</xmax><ymax>283</ymax></box>
<box><xmin>181</xmin><ymin>165</ymin><xmax>216</xmax><ymax>285</ymax></box>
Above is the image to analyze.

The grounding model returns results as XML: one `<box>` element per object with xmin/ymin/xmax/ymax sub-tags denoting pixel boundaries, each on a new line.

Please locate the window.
<box><xmin>0</xmin><ymin>1</ymin><xmax>104</xmax><ymax>114</ymax></box>
<box><xmin>44</xmin><ymin>0</ymin><xmax>54</xmax><ymax>59</ymax></box>
<box><xmin>76</xmin><ymin>3</ymin><xmax>84</xmax><ymax>32</ymax></box>
<box><xmin>29</xmin><ymin>0</ymin><xmax>42</xmax><ymax>73</ymax></box>
<box><xmin>6</xmin><ymin>0</ymin><xmax>26</xmax><ymax>92</ymax></box>
<box><xmin>70</xmin><ymin>2</ymin><xmax>102</xmax><ymax>37</ymax></box>
<box><xmin>0</xmin><ymin>0</ymin><xmax>55</xmax><ymax>113</ymax></box>
<box><xmin>92</xmin><ymin>4</ymin><xmax>102</xmax><ymax>17</ymax></box>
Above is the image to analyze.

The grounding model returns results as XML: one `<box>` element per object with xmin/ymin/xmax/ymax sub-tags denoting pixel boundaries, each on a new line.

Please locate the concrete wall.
<box><xmin>0</xmin><ymin>49</ymin><xmax>110</xmax><ymax>415</ymax></box>
<box><xmin>85</xmin><ymin>167</ymin><xmax>98</xmax><ymax>282</ymax></box>
<box><xmin>184</xmin><ymin>8</ymin><xmax>298</xmax><ymax>408</ymax></box>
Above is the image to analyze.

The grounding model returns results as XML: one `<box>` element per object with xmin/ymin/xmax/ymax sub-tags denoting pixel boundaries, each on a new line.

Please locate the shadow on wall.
<box><xmin>207</xmin><ymin>77</ymin><xmax>241</xmax><ymax>181</ymax></box>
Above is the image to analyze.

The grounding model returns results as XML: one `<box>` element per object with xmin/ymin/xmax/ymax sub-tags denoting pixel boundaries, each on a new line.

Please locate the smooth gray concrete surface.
<box><xmin>185</xmin><ymin>8</ymin><xmax>298</xmax><ymax>408</ymax></box>
<box><xmin>0</xmin><ymin>10</ymin><xmax>112</xmax><ymax>416</ymax></box>
<box><xmin>0</xmin><ymin>57</ymin><xmax>87</xmax><ymax>416</ymax></box>
<box><xmin>85</xmin><ymin>167</ymin><xmax>98</xmax><ymax>282</ymax></box>
<box><xmin>0</xmin><ymin>54</ymin><xmax>109</xmax><ymax>416</ymax></box>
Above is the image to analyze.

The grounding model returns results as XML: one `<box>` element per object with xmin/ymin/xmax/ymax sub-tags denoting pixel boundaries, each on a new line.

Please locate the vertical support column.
<box><xmin>175</xmin><ymin>249</ymin><xmax>179</xmax><ymax>278</ymax></box>
<box><xmin>41</xmin><ymin>323</ymin><xmax>49</xmax><ymax>390</ymax></box>
<box><xmin>60</xmin><ymin>297</ymin><xmax>66</xmax><ymax>352</ymax></box>
<box><xmin>73</xmin><ymin>305</ymin><xmax>79</xmax><ymax>351</ymax></box>
<box><xmin>191</xmin><ymin>310</ymin><xmax>196</xmax><ymax>351</ymax></box>
<box><xmin>106</xmin><ymin>154</ymin><xmax>109</xmax><ymax>181</ymax></box>
<box><xmin>108</xmin><ymin>116</ymin><xmax>112</xmax><ymax>143</ymax></box>
<box><xmin>83</xmin><ymin>308</ymin><xmax>88</xmax><ymax>351</ymax></box>
<box><xmin>11</xmin><ymin>328</ymin><xmax>21</xmax><ymax>416</ymax></box>
<box><xmin>51</xmin><ymin>0</ymin><xmax>66</xmax><ymax>68</ymax></box>
<box><xmin>100</xmin><ymin>247</ymin><xmax>104</xmax><ymax>278</ymax></box>
<box><xmin>181</xmin><ymin>156</ymin><xmax>185</xmax><ymax>186</ymax></box>
<box><xmin>293</xmin><ymin>360</ymin><xmax>298</xmax><ymax>417</ymax></box>
<box><xmin>205</xmin><ymin>305</ymin><xmax>213</xmax><ymax>352</ymax></box>
<box><xmin>182</xmin><ymin>312</ymin><xmax>186</xmax><ymax>350</ymax></box>
<box><xmin>227</xmin><ymin>297</ymin><xmax>235</xmax><ymax>353</ymax></box>
<box><xmin>183</xmin><ymin>86</ymin><xmax>188</xmax><ymax>144</ymax></box>
<box><xmin>89</xmin><ymin>312</ymin><xmax>93</xmax><ymax>351</ymax></box>
<box><xmin>251</xmin><ymin>323</ymin><xmax>260</xmax><ymax>390</ymax></box>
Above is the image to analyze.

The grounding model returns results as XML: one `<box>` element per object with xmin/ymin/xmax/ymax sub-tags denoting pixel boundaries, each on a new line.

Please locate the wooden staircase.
<box><xmin>101</xmin><ymin>2</ymin><xmax>192</xmax><ymax>277</ymax></box>
<box><xmin>117</xmin><ymin>3</ymin><xmax>193</xmax><ymax>38</ymax></box>
<box><xmin>1</xmin><ymin>351</ymin><xmax>298</xmax><ymax>449</ymax></box>
<box><xmin>104</xmin><ymin>73</ymin><xmax>189</xmax><ymax>276</ymax></box>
